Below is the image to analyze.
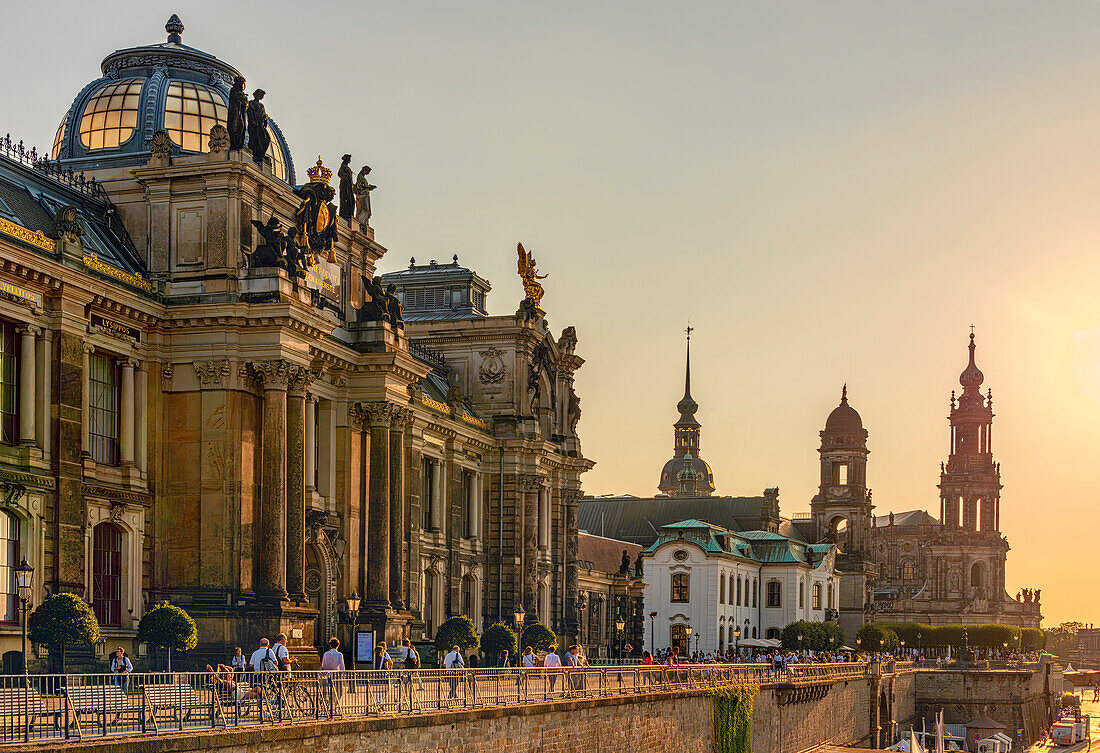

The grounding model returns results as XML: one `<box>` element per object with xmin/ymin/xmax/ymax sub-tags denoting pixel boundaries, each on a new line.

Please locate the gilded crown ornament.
<box><xmin>307</xmin><ymin>157</ymin><xmax>333</xmax><ymax>185</ymax></box>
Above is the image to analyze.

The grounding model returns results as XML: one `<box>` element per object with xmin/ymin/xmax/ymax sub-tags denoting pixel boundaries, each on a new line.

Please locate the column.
<box><xmin>538</xmin><ymin>486</ymin><xmax>550</xmax><ymax>551</ymax></box>
<box><xmin>389</xmin><ymin>412</ymin><xmax>409</xmax><ymax>609</ymax></box>
<box><xmin>135</xmin><ymin>362</ymin><xmax>147</xmax><ymax>473</ymax></box>
<box><xmin>563</xmin><ymin>488</ymin><xmax>581</xmax><ymax>640</ymax></box>
<box><xmin>286</xmin><ymin>370</ymin><xmax>311</xmax><ymax>602</ymax></box>
<box><xmin>365</xmin><ymin>402</ymin><xmax>393</xmax><ymax>610</ymax></box>
<box><xmin>304</xmin><ymin>396</ymin><xmax>317</xmax><ymax>492</ymax></box>
<box><xmin>80</xmin><ymin>344</ymin><xmax>92</xmax><ymax>456</ymax></box>
<box><xmin>252</xmin><ymin>361</ymin><xmax>292</xmax><ymax>600</ymax></box>
<box><xmin>119</xmin><ymin>359</ymin><xmax>135</xmax><ymax>465</ymax></box>
<box><xmin>471</xmin><ymin>473</ymin><xmax>482</xmax><ymax>540</ymax></box>
<box><xmin>521</xmin><ymin>474</ymin><xmax>540</xmax><ymax>620</ymax></box>
<box><xmin>318</xmin><ymin>400</ymin><xmax>336</xmax><ymax>501</ymax></box>
<box><xmin>35</xmin><ymin>333</ymin><xmax>50</xmax><ymax>455</ymax></box>
<box><xmin>430</xmin><ymin>459</ymin><xmax>443</xmax><ymax>531</ymax></box>
<box><xmin>17</xmin><ymin>326</ymin><xmax>38</xmax><ymax>445</ymax></box>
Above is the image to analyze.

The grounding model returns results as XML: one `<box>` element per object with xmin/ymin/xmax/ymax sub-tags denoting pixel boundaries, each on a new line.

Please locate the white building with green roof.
<box><xmin>643</xmin><ymin>519</ymin><xmax>840</xmax><ymax>655</ymax></box>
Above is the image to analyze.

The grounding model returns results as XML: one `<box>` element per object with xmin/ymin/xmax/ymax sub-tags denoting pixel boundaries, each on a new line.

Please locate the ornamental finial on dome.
<box><xmin>307</xmin><ymin>157</ymin><xmax>332</xmax><ymax>185</ymax></box>
<box><xmin>959</xmin><ymin>330</ymin><xmax>984</xmax><ymax>390</ymax></box>
<box><xmin>841</xmin><ymin>383</ymin><xmax>848</xmax><ymax>404</ymax></box>
<box><xmin>165</xmin><ymin>14</ymin><xmax>184</xmax><ymax>44</ymax></box>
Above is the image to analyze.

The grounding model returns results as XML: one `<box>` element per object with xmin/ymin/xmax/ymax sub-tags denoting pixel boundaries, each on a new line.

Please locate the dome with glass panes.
<box><xmin>50</xmin><ymin>14</ymin><xmax>295</xmax><ymax>184</ymax></box>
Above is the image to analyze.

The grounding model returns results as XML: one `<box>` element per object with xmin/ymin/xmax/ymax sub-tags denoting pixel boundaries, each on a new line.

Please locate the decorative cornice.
<box><xmin>193</xmin><ymin>359</ymin><xmax>231</xmax><ymax>389</ymax></box>
<box><xmin>0</xmin><ymin>217</ymin><xmax>55</xmax><ymax>253</ymax></box>
<box><xmin>83</xmin><ymin>252</ymin><xmax>154</xmax><ymax>293</ymax></box>
<box><xmin>0</xmin><ymin>469</ymin><xmax>54</xmax><ymax>490</ymax></box>
<box><xmin>81</xmin><ymin>483</ymin><xmax>152</xmax><ymax>505</ymax></box>
<box><xmin>518</xmin><ymin>473</ymin><xmax>544</xmax><ymax>492</ymax></box>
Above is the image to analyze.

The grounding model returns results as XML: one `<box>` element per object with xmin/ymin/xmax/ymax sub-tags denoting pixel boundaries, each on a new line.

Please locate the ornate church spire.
<box><xmin>658</xmin><ymin>326</ymin><xmax>715</xmax><ymax>496</ymax></box>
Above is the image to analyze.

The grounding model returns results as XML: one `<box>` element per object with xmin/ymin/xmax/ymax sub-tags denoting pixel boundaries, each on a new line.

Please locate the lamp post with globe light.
<box><xmin>615</xmin><ymin>613</ymin><xmax>625</xmax><ymax>661</ymax></box>
<box><xmin>734</xmin><ymin>625</ymin><xmax>741</xmax><ymax>659</ymax></box>
<box><xmin>345</xmin><ymin>592</ymin><xmax>360</xmax><ymax>663</ymax></box>
<box><xmin>684</xmin><ymin>624</ymin><xmax>692</xmax><ymax>658</ymax></box>
<box><xmin>14</xmin><ymin>558</ymin><xmax>32</xmax><ymax>678</ymax></box>
<box><xmin>649</xmin><ymin>611</ymin><xmax>657</xmax><ymax>654</ymax></box>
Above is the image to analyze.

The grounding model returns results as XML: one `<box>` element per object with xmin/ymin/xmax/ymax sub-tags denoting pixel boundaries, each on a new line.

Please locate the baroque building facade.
<box><xmin>584</xmin><ymin>332</ymin><xmax>1041</xmax><ymax>644</ymax></box>
<box><xmin>0</xmin><ymin>18</ymin><xmax>590</xmax><ymax>668</ymax></box>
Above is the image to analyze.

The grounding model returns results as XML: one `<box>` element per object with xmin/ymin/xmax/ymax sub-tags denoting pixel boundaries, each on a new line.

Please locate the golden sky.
<box><xmin>2</xmin><ymin>1</ymin><xmax>1097</xmax><ymax>626</ymax></box>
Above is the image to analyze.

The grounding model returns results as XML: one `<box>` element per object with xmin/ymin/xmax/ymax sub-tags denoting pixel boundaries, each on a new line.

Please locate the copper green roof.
<box><xmin>646</xmin><ymin>519</ymin><xmax>835</xmax><ymax>566</ymax></box>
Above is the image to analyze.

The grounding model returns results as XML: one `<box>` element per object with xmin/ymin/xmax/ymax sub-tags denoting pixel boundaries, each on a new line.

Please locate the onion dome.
<box><xmin>824</xmin><ymin>384</ymin><xmax>863</xmax><ymax>432</ymax></box>
<box><xmin>959</xmin><ymin>333</ymin><xmax>984</xmax><ymax>389</ymax></box>
<box><xmin>50</xmin><ymin>15</ymin><xmax>295</xmax><ymax>183</ymax></box>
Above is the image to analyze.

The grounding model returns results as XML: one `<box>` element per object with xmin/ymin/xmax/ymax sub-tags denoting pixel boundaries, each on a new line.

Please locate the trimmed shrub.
<box><xmin>434</xmin><ymin>615</ymin><xmax>480</xmax><ymax>656</ymax></box>
<box><xmin>481</xmin><ymin>623</ymin><xmax>518</xmax><ymax>663</ymax></box>
<box><xmin>780</xmin><ymin>620</ymin><xmax>845</xmax><ymax>651</ymax></box>
<box><xmin>28</xmin><ymin>592</ymin><xmax>99</xmax><ymax>673</ymax></box>
<box><xmin>856</xmin><ymin>623</ymin><xmax>899</xmax><ymax>652</ymax></box>
<box><xmin>520</xmin><ymin>622</ymin><xmax>556</xmax><ymax>653</ymax></box>
<box><xmin>137</xmin><ymin>601</ymin><xmax>197</xmax><ymax>672</ymax></box>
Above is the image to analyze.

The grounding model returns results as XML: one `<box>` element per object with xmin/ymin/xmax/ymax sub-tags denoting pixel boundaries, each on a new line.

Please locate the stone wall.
<box><xmin>915</xmin><ymin>667</ymin><xmax>1058</xmax><ymax>747</ymax></box>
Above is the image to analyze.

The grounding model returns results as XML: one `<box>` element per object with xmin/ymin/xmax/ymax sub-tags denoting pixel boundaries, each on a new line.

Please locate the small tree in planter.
<box><xmin>434</xmin><ymin>615</ymin><xmax>480</xmax><ymax>665</ymax></box>
<box><xmin>28</xmin><ymin>592</ymin><xmax>99</xmax><ymax>674</ymax></box>
<box><xmin>520</xmin><ymin>622</ymin><xmax>556</xmax><ymax>654</ymax></box>
<box><xmin>137</xmin><ymin>602</ymin><xmax>197</xmax><ymax>672</ymax></box>
<box><xmin>481</xmin><ymin>623</ymin><xmax>518</xmax><ymax>664</ymax></box>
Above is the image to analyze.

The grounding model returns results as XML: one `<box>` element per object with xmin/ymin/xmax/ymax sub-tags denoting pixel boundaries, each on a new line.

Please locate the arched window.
<box><xmin>728</xmin><ymin>575</ymin><xmax>734</xmax><ymax>605</ymax></box>
<box><xmin>0</xmin><ymin>511</ymin><xmax>18</xmax><ymax>623</ymax></box>
<box><xmin>766</xmin><ymin>581</ymin><xmax>781</xmax><ymax>608</ymax></box>
<box><xmin>92</xmin><ymin>522</ymin><xmax>122</xmax><ymax>627</ymax></box>
<box><xmin>812</xmin><ymin>582</ymin><xmax>822</xmax><ymax>610</ymax></box>
<box><xmin>798</xmin><ymin>579</ymin><xmax>805</xmax><ymax>609</ymax></box>
<box><xmin>902</xmin><ymin>560</ymin><xmax>916</xmax><ymax>580</ymax></box>
<box><xmin>752</xmin><ymin>626</ymin><xmax>758</xmax><ymax>639</ymax></box>
<box><xmin>970</xmin><ymin>562</ymin><xmax>984</xmax><ymax>589</ymax></box>
<box><xmin>719</xmin><ymin>573</ymin><xmax>726</xmax><ymax>604</ymax></box>
<box><xmin>461</xmin><ymin>574</ymin><xmax>475</xmax><ymax>620</ymax></box>
<box><xmin>827</xmin><ymin>582</ymin><xmax>834</xmax><ymax>610</ymax></box>
<box><xmin>671</xmin><ymin>573</ymin><xmax>689</xmax><ymax>603</ymax></box>
<box><xmin>670</xmin><ymin>624</ymin><xmax>688</xmax><ymax>655</ymax></box>
<box><xmin>736</xmin><ymin>575</ymin><xmax>742</xmax><ymax>606</ymax></box>
<box><xmin>728</xmin><ymin>624</ymin><xmax>734</xmax><ymax>646</ymax></box>
<box><xmin>752</xmin><ymin>579</ymin><xmax>758</xmax><ymax>608</ymax></box>
<box><xmin>718</xmin><ymin>620</ymin><xmax>725</xmax><ymax>652</ymax></box>
<box><xmin>79</xmin><ymin>79</ymin><xmax>142</xmax><ymax>150</ymax></box>
<box><xmin>766</xmin><ymin>627</ymin><xmax>781</xmax><ymax>640</ymax></box>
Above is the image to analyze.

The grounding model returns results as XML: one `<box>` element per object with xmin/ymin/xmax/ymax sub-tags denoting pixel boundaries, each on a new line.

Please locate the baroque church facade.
<box><xmin>582</xmin><ymin>332</ymin><xmax>1041</xmax><ymax>641</ymax></box>
<box><xmin>0</xmin><ymin>17</ymin><xmax>590</xmax><ymax>667</ymax></box>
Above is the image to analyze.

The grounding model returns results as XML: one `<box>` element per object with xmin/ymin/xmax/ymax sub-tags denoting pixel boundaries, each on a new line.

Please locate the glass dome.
<box><xmin>50</xmin><ymin>16</ymin><xmax>295</xmax><ymax>184</ymax></box>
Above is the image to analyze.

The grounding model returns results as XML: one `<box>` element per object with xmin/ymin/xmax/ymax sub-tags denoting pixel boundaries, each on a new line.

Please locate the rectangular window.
<box><xmin>752</xmin><ymin>579</ymin><xmax>758</xmax><ymax>608</ymax></box>
<box><xmin>836</xmin><ymin>463</ymin><xmax>848</xmax><ymax>486</ymax></box>
<box><xmin>812</xmin><ymin>583</ymin><xmax>822</xmax><ymax>610</ymax></box>
<box><xmin>89</xmin><ymin>353</ymin><xmax>119</xmax><ymax>465</ymax></box>
<box><xmin>719</xmin><ymin>574</ymin><xmax>725</xmax><ymax>604</ymax></box>
<box><xmin>0</xmin><ymin>322</ymin><xmax>16</xmax><ymax>445</ymax></box>
<box><xmin>92</xmin><ymin>523</ymin><xmax>122</xmax><ymax>627</ymax></box>
<box><xmin>766</xmin><ymin>581</ymin><xmax>781</xmax><ymax>608</ymax></box>
<box><xmin>736</xmin><ymin>576</ymin><xmax>742</xmax><ymax>607</ymax></box>
<box><xmin>670</xmin><ymin>573</ymin><xmax>689</xmax><ymax>603</ymax></box>
<box><xmin>0</xmin><ymin>512</ymin><xmax>18</xmax><ymax>623</ymax></box>
<box><xmin>421</xmin><ymin>458</ymin><xmax>433</xmax><ymax>529</ymax></box>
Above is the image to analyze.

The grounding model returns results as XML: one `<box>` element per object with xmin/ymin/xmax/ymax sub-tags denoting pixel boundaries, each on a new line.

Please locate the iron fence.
<box><xmin>0</xmin><ymin>662</ymin><xmax>898</xmax><ymax>745</ymax></box>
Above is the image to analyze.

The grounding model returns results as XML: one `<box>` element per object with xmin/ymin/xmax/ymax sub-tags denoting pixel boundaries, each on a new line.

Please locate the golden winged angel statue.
<box><xmin>516</xmin><ymin>243</ymin><xmax>547</xmax><ymax>307</ymax></box>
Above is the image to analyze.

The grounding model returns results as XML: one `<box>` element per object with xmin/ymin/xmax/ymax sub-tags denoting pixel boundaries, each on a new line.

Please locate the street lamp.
<box><xmin>514</xmin><ymin>604</ymin><xmax>525</xmax><ymax>630</ymax></box>
<box><xmin>899</xmin><ymin>639</ymin><xmax>906</xmax><ymax>659</ymax></box>
<box><xmin>797</xmin><ymin>632</ymin><xmax>803</xmax><ymax>654</ymax></box>
<box><xmin>346</xmin><ymin>591</ymin><xmax>361</xmax><ymax>624</ymax></box>
<box><xmin>345</xmin><ymin>591</ymin><xmax>361</xmax><ymax>664</ymax></box>
<box><xmin>14</xmin><ymin>558</ymin><xmax>32</xmax><ymax>675</ymax></box>
<box><xmin>684</xmin><ymin>624</ymin><xmax>693</xmax><ymax>658</ymax></box>
<box><xmin>576</xmin><ymin>594</ymin><xmax>587</xmax><ymax>647</ymax></box>
<box><xmin>615</xmin><ymin>613</ymin><xmax>625</xmax><ymax>662</ymax></box>
<box><xmin>733</xmin><ymin>625</ymin><xmax>741</xmax><ymax>658</ymax></box>
<box><xmin>649</xmin><ymin>611</ymin><xmax>657</xmax><ymax>654</ymax></box>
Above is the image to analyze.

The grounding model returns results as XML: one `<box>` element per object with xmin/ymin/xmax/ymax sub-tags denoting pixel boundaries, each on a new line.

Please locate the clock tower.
<box><xmin>810</xmin><ymin>386</ymin><xmax>873</xmax><ymax>555</ymax></box>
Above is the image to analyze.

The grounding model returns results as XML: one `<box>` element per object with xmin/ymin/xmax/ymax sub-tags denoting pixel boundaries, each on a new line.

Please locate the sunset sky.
<box><xmin>3</xmin><ymin>1</ymin><xmax>1097</xmax><ymax>626</ymax></box>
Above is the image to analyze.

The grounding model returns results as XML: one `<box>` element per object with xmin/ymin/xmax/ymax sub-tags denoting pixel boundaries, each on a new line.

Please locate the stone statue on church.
<box><xmin>358</xmin><ymin>275</ymin><xmax>404</xmax><ymax>329</ymax></box>
<box><xmin>633</xmin><ymin>552</ymin><xmax>643</xmax><ymax>577</ymax></box>
<box><xmin>338</xmin><ymin>154</ymin><xmax>354</xmax><ymax>221</ymax></box>
<box><xmin>246</xmin><ymin>89</ymin><xmax>270</xmax><ymax>165</ymax></box>
<box><xmin>248</xmin><ymin>217</ymin><xmax>287</xmax><ymax>268</ymax></box>
<box><xmin>227</xmin><ymin>76</ymin><xmax>248</xmax><ymax>151</ymax></box>
<box><xmin>567</xmin><ymin>386</ymin><xmax>581</xmax><ymax>433</ymax></box>
<box><xmin>618</xmin><ymin>550</ymin><xmax>630</xmax><ymax>575</ymax></box>
<box><xmin>354</xmin><ymin>165</ymin><xmax>376</xmax><ymax>226</ymax></box>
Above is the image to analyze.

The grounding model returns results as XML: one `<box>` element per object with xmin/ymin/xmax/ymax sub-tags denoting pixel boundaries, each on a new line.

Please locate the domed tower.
<box><xmin>810</xmin><ymin>386</ymin><xmax>873</xmax><ymax>555</ymax></box>
<box><xmin>50</xmin><ymin>14</ymin><xmax>295</xmax><ymax>182</ymax></box>
<box><xmin>658</xmin><ymin>328</ymin><xmax>716</xmax><ymax>496</ymax></box>
<box><xmin>939</xmin><ymin>332</ymin><xmax>1001</xmax><ymax>532</ymax></box>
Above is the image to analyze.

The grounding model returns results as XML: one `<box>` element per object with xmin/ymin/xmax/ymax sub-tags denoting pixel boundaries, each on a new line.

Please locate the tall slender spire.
<box><xmin>683</xmin><ymin>325</ymin><xmax>694</xmax><ymax>401</ymax></box>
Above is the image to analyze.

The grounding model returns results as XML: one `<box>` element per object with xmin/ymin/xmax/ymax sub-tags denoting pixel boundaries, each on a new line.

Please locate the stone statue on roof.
<box><xmin>227</xmin><ymin>76</ymin><xmax>248</xmax><ymax>151</ymax></box>
<box><xmin>246</xmin><ymin>89</ymin><xmax>270</xmax><ymax>165</ymax></box>
<box><xmin>338</xmin><ymin>154</ymin><xmax>354</xmax><ymax>221</ymax></box>
<box><xmin>354</xmin><ymin>166</ymin><xmax>376</xmax><ymax>226</ymax></box>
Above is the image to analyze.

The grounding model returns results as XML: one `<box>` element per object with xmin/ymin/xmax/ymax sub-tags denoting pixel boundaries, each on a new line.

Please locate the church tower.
<box><xmin>658</xmin><ymin>328</ymin><xmax>716</xmax><ymax>496</ymax></box>
<box><xmin>939</xmin><ymin>332</ymin><xmax>1002</xmax><ymax>532</ymax></box>
<box><xmin>810</xmin><ymin>386</ymin><xmax>873</xmax><ymax>555</ymax></box>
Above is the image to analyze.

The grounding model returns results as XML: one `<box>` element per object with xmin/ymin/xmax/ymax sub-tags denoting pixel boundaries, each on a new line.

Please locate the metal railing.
<box><xmin>0</xmin><ymin>662</ymin><xmax>901</xmax><ymax>746</ymax></box>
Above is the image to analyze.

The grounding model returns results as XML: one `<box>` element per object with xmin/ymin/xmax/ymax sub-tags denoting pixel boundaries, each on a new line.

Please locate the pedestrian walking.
<box><xmin>273</xmin><ymin>633</ymin><xmax>294</xmax><ymax>676</ymax></box>
<box><xmin>444</xmin><ymin>644</ymin><xmax>464</xmax><ymax>699</ymax></box>
<box><xmin>230</xmin><ymin>646</ymin><xmax>247</xmax><ymax>674</ymax></box>
<box><xmin>110</xmin><ymin>647</ymin><xmax>133</xmax><ymax>694</ymax></box>
<box><xmin>544</xmin><ymin>643</ymin><xmax>561</xmax><ymax>693</ymax></box>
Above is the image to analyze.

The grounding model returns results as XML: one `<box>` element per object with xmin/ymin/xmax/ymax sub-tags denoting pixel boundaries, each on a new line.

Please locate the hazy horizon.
<box><xmin>2</xmin><ymin>1</ymin><xmax>1096</xmax><ymax>626</ymax></box>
